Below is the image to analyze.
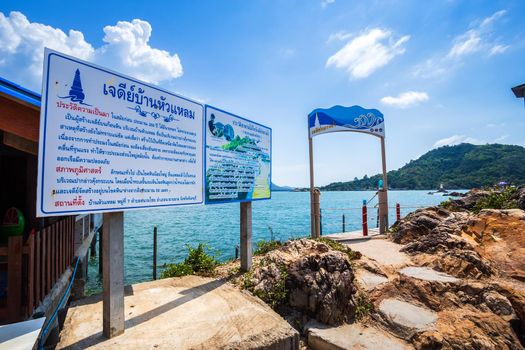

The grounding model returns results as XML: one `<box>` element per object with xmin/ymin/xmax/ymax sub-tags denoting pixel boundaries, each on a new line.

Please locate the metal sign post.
<box><xmin>240</xmin><ymin>202</ymin><xmax>252</xmax><ymax>272</ymax></box>
<box><xmin>308</xmin><ymin>135</ymin><xmax>320</xmax><ymax>238</ymax></box>
<box><xmin>378</xmin><ymin>137</ymin><xmax>389</xmax><ymax>233</ymax></box>
<box><xmin>102</xmin><ymin>211</ymin><xmax>124</xmax><ymax>338</ymax></box>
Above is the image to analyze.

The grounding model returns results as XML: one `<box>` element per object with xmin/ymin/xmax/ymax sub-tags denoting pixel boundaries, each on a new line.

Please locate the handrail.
<box><xmin>38</xmin><ymin>256</ymin><xmax>80</xmax><ymax>350</ymax></box>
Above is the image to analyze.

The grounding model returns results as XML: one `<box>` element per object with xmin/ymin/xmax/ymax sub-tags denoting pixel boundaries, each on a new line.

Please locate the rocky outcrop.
<box><xmin>241</xmin><ymin>239</ymin><xmax>358</xmax><ymax>326</ymax></box>
<box><xmin>445</xmin><ymin>189</ymin><xmax>492</xmax><ymax>211</ymax></box>
<box><xmin>511</xmin><ymin>186</ymin><xmax>525</xmax><ymax>211</ymax></box>
<box><xmin>463</xmin><ymin>209</ymin><xmax>525</xmax><ymax>281</ymax></box>
<box><xmin>391</xmin><ymin>207</ymin><xmax>470</xmax><ymax>245</ymax></box>
<box><xmin>383</xmin><ymin>194</ymin><xmax>525</xmax><ymax>348</ymax></box>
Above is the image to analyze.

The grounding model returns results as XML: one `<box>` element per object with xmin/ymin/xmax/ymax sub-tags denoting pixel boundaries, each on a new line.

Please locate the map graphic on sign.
<box><xmin>37</xmin><ymin>49</ymin><xmax>204</xmax><ymax>216</ymax></box>
<box><xmin>205</xmin><ymin>106</ymin><xmax>271</xmax><ymax>204</ymax></box>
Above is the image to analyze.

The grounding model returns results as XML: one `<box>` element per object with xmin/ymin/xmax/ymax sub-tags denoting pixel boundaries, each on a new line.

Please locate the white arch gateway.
<box><xmin>307</xmin><ymin>105</ymin><xmax>389</xmax><ymax>237</ymax></box>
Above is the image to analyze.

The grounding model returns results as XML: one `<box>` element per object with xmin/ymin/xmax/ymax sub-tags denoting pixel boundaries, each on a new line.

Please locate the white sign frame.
<box><xmin>37</xmin><ymin>49</ymin><xmax>204</xmax><ymax>216</ymax></box>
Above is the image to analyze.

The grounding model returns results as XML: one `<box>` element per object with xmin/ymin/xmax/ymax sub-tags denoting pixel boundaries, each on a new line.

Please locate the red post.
<box><xmin>362</xmin><ymin>201</ymin><xmax>368</xmax><ymax>237</ymax></box>
<box><xmin>396</xmin><ymin>203</ymin><xmax>401</xmax><ymax>221</ymax></box>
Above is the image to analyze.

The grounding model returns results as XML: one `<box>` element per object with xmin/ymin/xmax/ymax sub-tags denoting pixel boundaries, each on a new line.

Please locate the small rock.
<box><xmin>483</xmin><ymin>291</ymin><xmax>514</xmax><ymax>316</ymax></box>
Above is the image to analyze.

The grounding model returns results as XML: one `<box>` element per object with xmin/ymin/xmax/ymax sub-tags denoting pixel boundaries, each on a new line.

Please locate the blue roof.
<box><xmin>0</xmin><ymin>76</ymin><xmax>41</xmax><ymax>108</ymax></box>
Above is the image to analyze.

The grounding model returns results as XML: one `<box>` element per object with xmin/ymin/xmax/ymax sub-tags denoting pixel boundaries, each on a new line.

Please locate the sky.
<box><xmin>1</xmin><ymin>0</ymin><xmax>524</xmax><ymax>187</ymax></box>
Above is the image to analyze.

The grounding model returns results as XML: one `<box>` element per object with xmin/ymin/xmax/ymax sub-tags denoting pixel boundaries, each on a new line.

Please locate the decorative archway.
<box><xmin>307</xmin><ymin>105</ymin><xmax>388</xmax><ymax>237</ymax></box>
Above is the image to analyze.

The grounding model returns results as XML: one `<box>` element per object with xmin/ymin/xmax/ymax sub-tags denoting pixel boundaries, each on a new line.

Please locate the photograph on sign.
<box><xmin>205</xmin><ymin>106</ymin><xmax>271</xmax><ymax>204</ymax></box>
<box><xmin>308</xmin><ymin>105</ymin><xmax>385</xmax><ymax>138</ymax></box>
<box><xmin>37</xmin><ymin>49</ymin><xmax>204</xmax><ymax>216</ymax></box>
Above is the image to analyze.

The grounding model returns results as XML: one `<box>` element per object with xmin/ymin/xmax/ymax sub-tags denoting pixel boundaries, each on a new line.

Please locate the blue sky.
<box><xmin>1</xmin><ymin>0</ymin><xmax>524</xmax><ymax>187</ymax></box>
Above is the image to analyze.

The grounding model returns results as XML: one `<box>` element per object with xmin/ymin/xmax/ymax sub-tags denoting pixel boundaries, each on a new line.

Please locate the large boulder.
<box><xmin>287</xmin><ymin>251</ymin><xmax>356</xmax><ymax>325</ymax></box>
<box><xmin>446</xmin><ymin>189</ymin><xmax>492</xmax><ymax>211</ymax></box>
<box><xmin>391</xmin><ymin>207</ymin><xmax>470</xmax><ymax>244</ymax></box>
<box><xmin>242</xmin><ymin>239</ymin><xmax>358</xmax><ymax>326</ymax></box>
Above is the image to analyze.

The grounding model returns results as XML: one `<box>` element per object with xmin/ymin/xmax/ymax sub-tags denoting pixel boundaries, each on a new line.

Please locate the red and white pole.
<box><xmin>362</xmin><ymin>200</ymin><xmax>368</xmax><ymax>236</ymax></box>
<box><xmin>396</xmin><ymin>203</ymin><xmax>401</xmax><ymax>222</ymax></box>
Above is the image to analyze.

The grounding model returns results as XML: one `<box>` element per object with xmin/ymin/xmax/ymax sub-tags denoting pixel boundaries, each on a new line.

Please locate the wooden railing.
<box><xmin>0</xmin><ymin>216</ymin><xmax>75</xmax><ymax>323</ymax></box>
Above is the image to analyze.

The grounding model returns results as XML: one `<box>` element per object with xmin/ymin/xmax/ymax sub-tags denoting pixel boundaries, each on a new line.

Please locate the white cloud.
<box><xmin>0</xmin><ymin>11</ymin><xmax>94</xmax><ymax>88</ymax></box>
<box><xmin>94</xmin><ymin>19</ymin><xmax>182</xmax><ymax>84</ymax></box>
<box><xmin>327</xmin><ymin>31</ymin><xmax>353</xmax><ymax>43</ymax></box>
<box><xmin>380</xmin><ymin>91</ymin><xmax>429</xmax><ymax>108</ymax></box>
<box><xmin>447</xmin><ymin>9</ymin><xmax>508</xmax><ymax>59</ymax></box>
<box><xmin>0</xmin><ymin>11</ymin><xmax>183</xmax><ymax>91</ymax></box>
<box><xmin>321</xmin><ymin>0</ymin><xmax>335</xmax><ymax>8</ymax></box>
<box><xmin>433</xmin><ymin>135</ymin><xmax>483</xmax><ymax>148</ymax></box>
<box><xmin>413</xmin><ymin>9</ymin><xmax>509</xmax><ymax>79</ymax></box>
<box><xmin>494</xmin><ymin>134</ymin><xmax>509</xmax><ymax>143</ymax></box>
<box><xmin>489</xmin><ymin>44</ymin><xmax>509</xmax><ymax>56</ymax></box>
<box><xmin>448</xmin><ymin>30</ymin><xmax>482</xmax><ymax>58</ymax></box>
<box><xmin>326</xmin><ymin>28</ymin><xmax>409</xmax><ymax>79</ymax></box>
<box><xmin>480</xmin><ymin>9</ymin><xmax>506</xmax><ymax>27</ymax></box>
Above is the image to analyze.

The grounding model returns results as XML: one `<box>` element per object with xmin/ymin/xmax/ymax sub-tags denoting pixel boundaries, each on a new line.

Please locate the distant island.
<box><xmin>321</xmin><ymin>143</ymin><xmax>525</xmax><ymax>191</ymax></box>
<box><xmin>271</xmin><ymin>182</ymin><xmax>295</xmax><ymax>191</ymax></box>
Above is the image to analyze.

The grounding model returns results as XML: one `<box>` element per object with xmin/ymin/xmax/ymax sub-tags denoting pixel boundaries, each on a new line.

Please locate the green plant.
<box><xmin>254</xmin><ymin>239</ymin><xmax>283</xmax><ymax>255</ymax></box>
<box><xmin>354</xmin><ymin>292</ymin><xmax>373</xmax><ymax>320</ymax></box>
<box><xmin>316</xmin><ymin>237</ymin><xmax>360</xmax><ymax>261</ymax></box>
<box><xmin>160</xmin><ymin>243</ymin><xmax>218</xmax><ymax>278</ymax></box>
<box><xmin>472</xmin><ymin>187</ymin><xmax>518</xmax><ymax>213</ymax></box>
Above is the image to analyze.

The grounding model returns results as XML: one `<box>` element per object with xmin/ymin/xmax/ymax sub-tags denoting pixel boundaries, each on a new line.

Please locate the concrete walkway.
<box><xmin>323</xmin><ymin>228</ymin><xmax>381</xmax><ymax>242</ymax></box>
<box><xmin>307</xmin><ymin>322</ymin><xmax>413</xmax><ymax>350</ymax></box>
<box><xmin>57</xmin><ymin>276</ymin><xmax>299</xmax><ymax>349</ymax></box>
<box><xmin>343</xmin><ymin>239</ymin><xmax>410</xmax><ymax>267</ymax></box>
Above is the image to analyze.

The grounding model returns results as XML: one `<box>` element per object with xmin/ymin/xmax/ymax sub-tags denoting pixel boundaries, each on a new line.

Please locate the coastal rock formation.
<box><xmin>241</xmin><ymin>239</ymin><xmax>358</xmax><ymax>326</ymax></box>
<box><xmin>445</xmin><ymin>189</ymin><xmax>492</xmax><ymax>211</ymax></box>
<box><xmin>391</xmin><ymin>207</ymin><xmax>470</xmax><ymax>245</ymax></box>
<box><xmin>463</xmin><ymin>209</ymin><xmax>525</xmax><ymax>281</ymax></box>
<box><xmin>382</xmin><ymin>194</ymin><xmax>525</xmax><ymax>348</ymax></box>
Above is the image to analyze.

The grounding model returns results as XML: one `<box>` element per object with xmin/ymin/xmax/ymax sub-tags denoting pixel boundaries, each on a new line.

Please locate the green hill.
<box><xmin>322</xmin><ymin>143</ymin><xmax>525</xmax><ymax>191</ymax></box>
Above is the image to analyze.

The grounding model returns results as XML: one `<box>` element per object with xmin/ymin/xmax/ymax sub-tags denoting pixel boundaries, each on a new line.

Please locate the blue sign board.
<box><xmin>204</xmin><ymin>105</ymin><xmax>271</xmax><ymax>204</ymax></box>
<box><xmin>308</xmin><ymin>105</ymin><xmax>385</xmax><ymax>138</ymax></box>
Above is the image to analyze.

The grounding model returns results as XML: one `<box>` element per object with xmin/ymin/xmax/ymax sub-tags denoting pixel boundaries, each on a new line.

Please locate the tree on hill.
<box><xmin>321</xmin><ymin>143</ymin><xmax>525</xmax><ymax>191</ymax></box>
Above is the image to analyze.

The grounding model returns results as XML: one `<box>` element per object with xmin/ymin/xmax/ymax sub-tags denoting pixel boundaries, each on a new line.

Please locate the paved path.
<box><xmin>307</xmin><ymin>322</ymin><xmax>413</xmax><ymax>350</ymax></box>
<box><xmin>343</xmin><ymin>238</ymin><xmax>410</xmax><ymax>267</ymax></box>
<box><xmin>57</xmin><ymin>276</ymin><xmax>298</xmax><ymax>350</ymax></box>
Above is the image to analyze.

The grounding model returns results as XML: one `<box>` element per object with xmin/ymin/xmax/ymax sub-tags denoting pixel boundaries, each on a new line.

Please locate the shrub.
<box><xmin>354</xmin><ymin>292</ymin><xmax>373</xmax><ymax>320</ymax></box>
<box><xmin>161</xmin><ymin>243</ymin><xmax>218</xmax><ymax>278</ymax></box>
<box><xmin>316</xmin><ymin>237</ymin><xmax>361</xmax><ymax>261</ymax></box>
<box><xmin>254</xmin><ymin>239</ymin><xmax>283</xmax><ymax>255</ymax></box>
<box><xmin>242</xmin><ymin>264</ymin><xmax>288</xmax><ymax>307</ymax></box>
<box><xmin>473</xmin><ymin>187</ymin><xmax>518</xmax><ymax>213</ymax></box>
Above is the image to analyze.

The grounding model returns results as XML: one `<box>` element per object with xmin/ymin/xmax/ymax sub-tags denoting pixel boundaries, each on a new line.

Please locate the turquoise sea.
<box><xmin>86</xmin><ymin>190</ymin><xmax>459</xmax><ymax>294</ymax></box>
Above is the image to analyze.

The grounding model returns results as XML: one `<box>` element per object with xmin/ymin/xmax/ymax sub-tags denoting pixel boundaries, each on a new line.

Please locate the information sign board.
<box><xmin>37</xmin><ymin>49</ymin><xmax>204</xmax><ymax>216</ymax></box>
<box><xmin>204</xmin><ymin>106</ymin><xmax>271</xmax><ymax>204</ymax></box>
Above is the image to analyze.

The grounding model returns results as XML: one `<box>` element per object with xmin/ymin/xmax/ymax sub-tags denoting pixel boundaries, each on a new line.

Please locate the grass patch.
<box><xmin>160</xmin><ymin>243</ymin><xmax>218</xmax><ymax>278</ymax></box>
<box><xmin>316</xmin><ymin>237</ymin><xmax>360</xmax><ymax>261</ymax></box>
<box><xmin>242</xmin><ymin>264</ymin><xmax>289</xmax><ymax>307</ymax></box>
<box><xmin>354</xmin><ymin>292</ymin><xmax>373</xmax><ymax>320</ymax></box>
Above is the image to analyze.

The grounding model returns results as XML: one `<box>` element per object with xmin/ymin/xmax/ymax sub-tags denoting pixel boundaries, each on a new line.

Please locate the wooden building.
<box><xmin>0</xmin><ymin>76</ymin><xmax>100</xmax><ymax>345</ymax></box>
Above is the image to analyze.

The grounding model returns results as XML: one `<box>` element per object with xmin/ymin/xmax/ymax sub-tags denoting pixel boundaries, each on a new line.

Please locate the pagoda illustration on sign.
<box><xmin>59</xmin><ymin>69</ymin><xmax>90</xmax><ymax>105</ymax></box>
<box><xmin>314</xmin><ymin>112</ymin><xmax>321</xmax><ymax>128</ymax></box>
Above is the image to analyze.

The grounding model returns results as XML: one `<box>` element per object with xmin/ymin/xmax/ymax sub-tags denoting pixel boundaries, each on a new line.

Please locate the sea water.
<box><xmin>86</xmin><ymin>190</ymin><xmax>458</xmax><ymax>294</ymax></box>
